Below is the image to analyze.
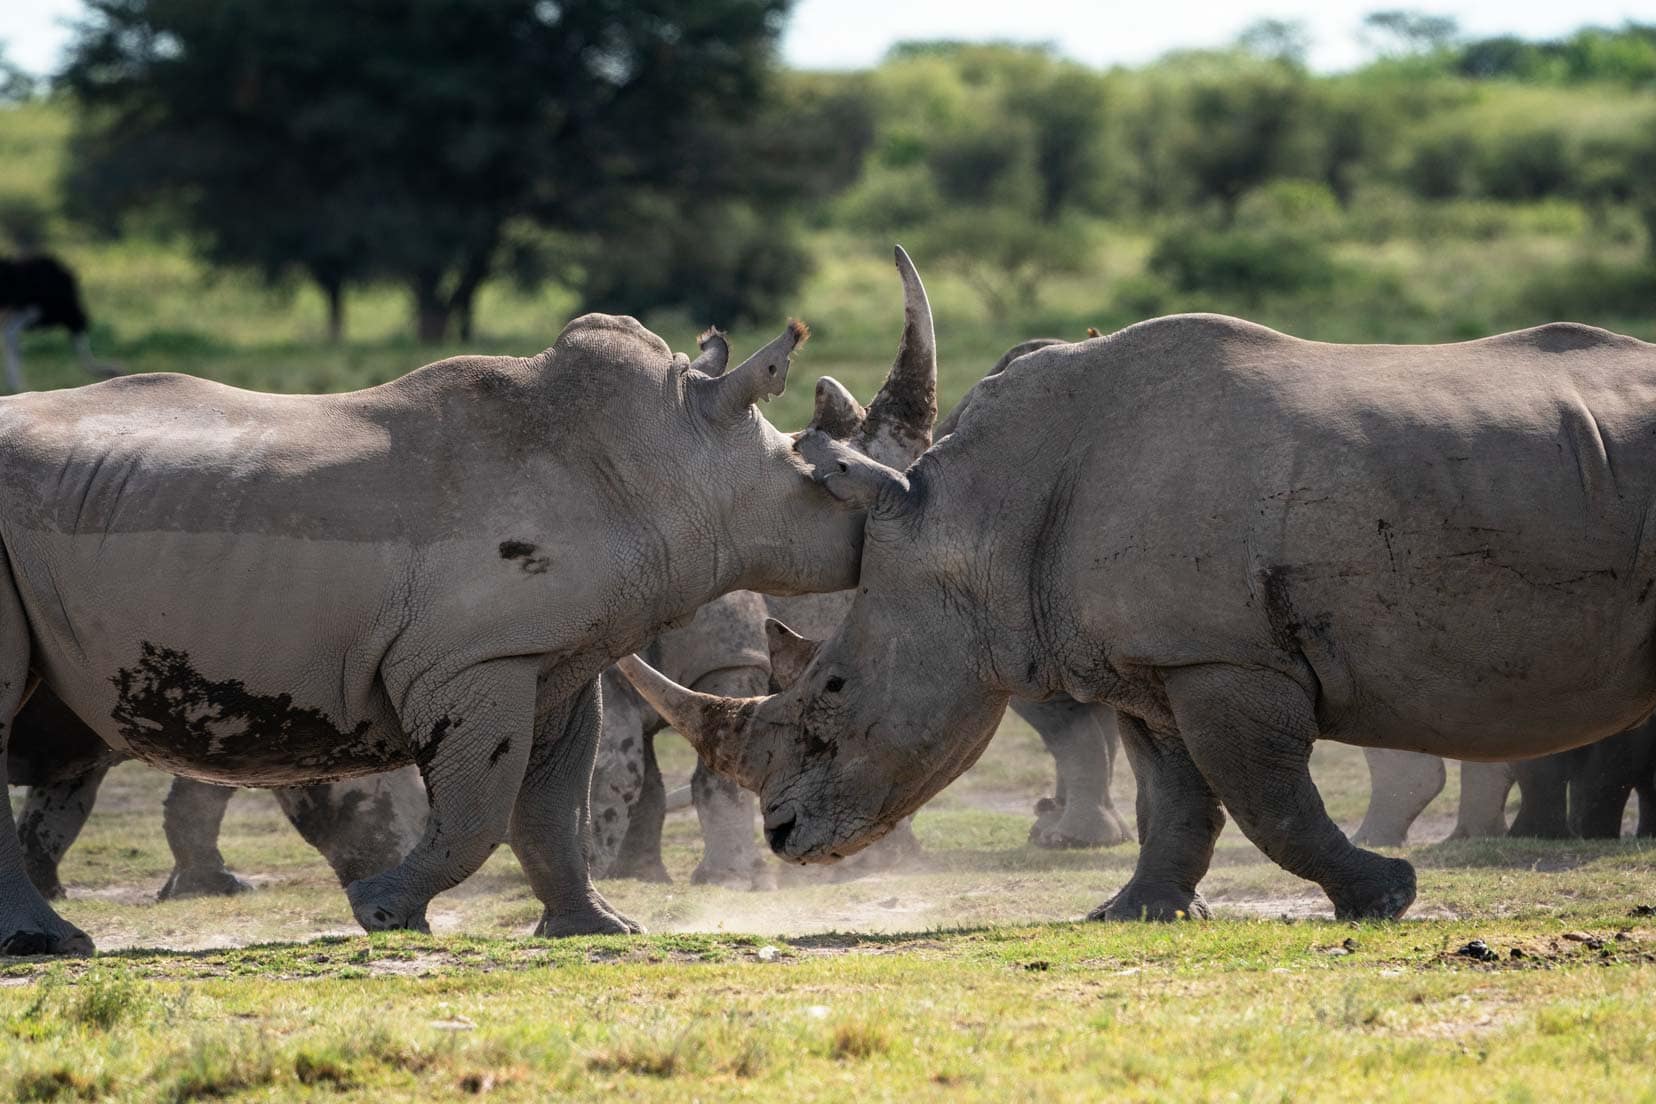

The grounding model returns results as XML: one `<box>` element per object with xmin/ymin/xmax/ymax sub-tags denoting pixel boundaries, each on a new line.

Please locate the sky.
<box><xmin>2</xmin><ymin>0</ymin><xmax>1653</xmax><ymax>76</ymax></box>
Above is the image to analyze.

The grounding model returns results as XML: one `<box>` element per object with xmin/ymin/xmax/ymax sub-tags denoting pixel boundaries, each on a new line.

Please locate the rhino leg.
<box><xmin>609</xmin><ymin>732</ymin><xmax>671</xmax><ymax>883</ymax></box>
<box><xmin>273</xmin><ymin>769</ymin><xmax>425</xmax><ymax>888</ymax></box>
<box><xmin>688</xmin><ymin>666</ymin><xmax>775</xmax><ymax>889</ymax></box>
<box><xmin>1168</xmin><ymin>666</ymin><xmax>1416</xmax><ymax>921</ymax></box>
<box><xmin>1018</xmin><ymin>698</ymin><xmax>1131</xmax><ymax>849</ymax></box>
<box><xmin>157</xmin><ymin>778</ymin><xmax>253</xmax><ymax>900</ymax></box>
<box><xmin>1508</xmin><ymin>754</ymin><xmax>1574</xmax><ymax>838</ymax></box>
<box><xmin>1089</xmin><ymin>714</ymin><xmax>1223</xmax><ymax>921</ymax></box>
<box><xmin>0</xmin><ymin>567</ymin><xmax>94</xmax><ymax>953</ymax></box>
<box><xmin>346</xmin><ymin>660</ymin><xmax>535</xmax><ymax>933</ymax></box>
<box><xmin>513</xmin><ymin>676</ymin><xmax>641</xmax><ymax>937</ymax></box>
<box><xmin>1352</xmin><ymin>749</ymin><xmax>1444</xmax><ymax>846</ymax></box>
<box><xmin>1450</xmin><ymin>761</ymin><xmax>1513</xmax><ymax>839</ymax></box>
<box><xmin>587</xmin><ymin>671</ymin><xmax>650</xmax><ymax>880</ymax></box>
<box><xmin>17</xmin><ymin>764</ymin><xmax>111</xmax><ymax>900</ymax></box>
<box><xmin>1568</xmin><ymin>728</ymin><xmax>1644</xmax><ymax>839</ymax></box>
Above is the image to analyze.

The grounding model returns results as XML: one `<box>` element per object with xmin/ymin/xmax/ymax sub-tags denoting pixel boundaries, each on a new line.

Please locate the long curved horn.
<box><xmin>861</xmin><ymin>245</ymin><xmax>937</xmax><ymax>453</ymax></box>
<box><xmin>692</xmin><ymin>320</ymin><xmax>809</xmax><ymax>423</ymax></box>
<box><xmin>616</xmin><ymin>655</ymin><xmax>761</xmax><ymax>784</ymax></box>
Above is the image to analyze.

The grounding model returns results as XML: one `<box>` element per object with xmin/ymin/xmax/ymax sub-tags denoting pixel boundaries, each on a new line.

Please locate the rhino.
<box><xmin>588</xmin><ymin>590</ymin><xmax>772</xmax><ymax>885</ymax></box>
<box><xmin>0</xmin><ymin>304</ymin><xmax>867</xmax><ymax>954</ymax></box>
<box><xmin>1357</xmin><ymin>721</ymin><xmax>1656</xmax><ymax>845</ymax></box>
<box><xmin>625</xmin><ymin>315</ymin><xmax>1656</xmax><ymax>921</ymax></box>
<box><xmin>12</xmin><ymin>683</ymin><xmax>425</xmax><ymax>899</ymax></box>
<box><xmin>1352</xmin><ymin>750</ymin><xmax>1513</xmax><ymax>846</ymax></box>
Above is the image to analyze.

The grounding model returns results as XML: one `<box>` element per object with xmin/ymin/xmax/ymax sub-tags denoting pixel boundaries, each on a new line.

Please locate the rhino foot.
<box><xmin>157</xmin><ymin>865</ymin><xmax>254</xmax><ymax>901</ymax></box>
<box><xmin>1328</xmin><ymin>857</ymin><xmax>1416</xmax><ymax>921</ymax></box>
<box><xmin>1030</xmin><ymin>804</ymin><xmax>1132</xmax><ymax>849</ymax></box>
<box><xmin>532</xmin><ymin>904</ymin><xmax>644</xmax><ymax>937</ymax></box>
<box><xmin>1088</xmin><ymin>886</ymin><xmax>1211</xmax><ymax>922</ymax></box>
<box><xmin>0</xmin><ymin>905</ymin><xmax>94</xmax><ymax>957</ymax></box>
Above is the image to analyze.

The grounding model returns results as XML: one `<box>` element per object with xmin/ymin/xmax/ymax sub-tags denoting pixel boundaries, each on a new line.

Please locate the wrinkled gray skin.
<box><xmin>1352</xmin><ymin>751</ymin><xmax>1513</xmax><ymax>845</ymax></box>
<box><xmin>588</xmin><ymin>591</ymin><xmax>771</xmax><ymax>887</ymax></box>
<box><xmin>0</xmin><ymin>309</ymin><xmax>863</xmax><ymax>954</ymax></box>
<box><xmin>10</xmin><ymin>684</ymin><xmax>424</xmax><ymax>900</ymax></box>
<box><xmin>629</xmin><ymin>315</ymin><xmax>1656</xmax><ymax>921</ymax></box>
<box><xmin>1357</xmin><ymin>718</ymin><xmax>1656</xmax><ymax>843</ymax></box>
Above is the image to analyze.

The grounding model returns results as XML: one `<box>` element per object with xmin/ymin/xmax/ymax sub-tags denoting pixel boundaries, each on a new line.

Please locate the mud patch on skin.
<box><xmin>109</xmin><ymin>643</ymin><xmax>399</xmax><ymax>784</ymax></box>
<box><xmin>499</xmin><ymin>540</ymin><xmax>551</xmax><ymax>574</ymax></box>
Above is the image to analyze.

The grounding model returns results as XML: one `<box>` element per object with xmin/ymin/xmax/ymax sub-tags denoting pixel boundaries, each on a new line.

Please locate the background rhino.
<box><xmin>0</xmin><ymin>307</ymin><xmax>867</xmax><ymax>954</ymax></box>
<box><xmin>1356</xmin><ymin>723</ymin><xmax>1656</xmax><ymax>845</ymax></box>
<box><xmin>11</xmin><ymin>684</ymin><xmax>424</xmax><ymax>899</ymax></box>
<box><xmin>628</xmin><ymin>314</ymin><xmax>1656</xmax><ymax>921</ymax></box>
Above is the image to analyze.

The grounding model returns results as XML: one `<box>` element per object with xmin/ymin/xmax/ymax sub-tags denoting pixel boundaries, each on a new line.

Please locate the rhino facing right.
<box><xmin>626</xmin><ymin>314</ymin><xmax>1656</xmax><ymax>921</ymax></box>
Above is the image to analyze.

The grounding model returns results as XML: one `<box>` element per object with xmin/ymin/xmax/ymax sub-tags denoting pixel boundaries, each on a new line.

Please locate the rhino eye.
<box><xmin>824</xmin><ymin>676</ymin><xmax>846</xmax><ymax>694</ymax></box>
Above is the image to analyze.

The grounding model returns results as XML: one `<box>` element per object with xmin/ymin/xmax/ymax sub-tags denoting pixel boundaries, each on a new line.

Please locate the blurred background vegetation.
<box><xmin>1</xmin><ymin>3</ymin><xmax>1655</xmax><ymax>421</ymax></box>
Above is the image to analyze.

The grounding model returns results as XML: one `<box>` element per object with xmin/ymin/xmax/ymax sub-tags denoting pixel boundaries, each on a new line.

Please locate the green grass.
<box><xmin>6</xmin><ymin>727</ymin><xmax>1656</xmax><ymax>1101</ymax></box>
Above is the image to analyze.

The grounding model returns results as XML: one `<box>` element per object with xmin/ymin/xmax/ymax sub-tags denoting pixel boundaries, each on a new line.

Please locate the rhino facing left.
<box><xmin>0</xmin><ymin>310</ymin><xmax>862</xmax><ymax>954</ymax></box>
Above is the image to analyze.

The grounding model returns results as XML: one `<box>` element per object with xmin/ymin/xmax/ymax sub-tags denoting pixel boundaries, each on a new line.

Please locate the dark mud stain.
<box><xmin>109</xmin><ymin>643</ymin><xmax>398</xmax><ymax>785</ymax></box>
<box><xmin>499</xmin><ymin>540</ymin><xmax>552</xmax><ymax>575</ymax></box>
<box><xmin>489</xmin><ymin>736</ymin><xmax>512</xmax><ymax>767</ymax></box>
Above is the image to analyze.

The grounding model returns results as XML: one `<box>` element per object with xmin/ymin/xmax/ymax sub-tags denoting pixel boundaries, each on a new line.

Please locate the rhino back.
<box><xmin>928</xmin><ymin>315</ymin><xmax>1656</xmax><ymax>758</ymax></box>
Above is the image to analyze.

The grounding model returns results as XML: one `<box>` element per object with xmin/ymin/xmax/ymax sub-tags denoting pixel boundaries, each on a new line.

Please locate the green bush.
<box><xmin>1149</xmin><ymin>223</ymin><xmax>1336</xmax><ymax>299</ymax></box>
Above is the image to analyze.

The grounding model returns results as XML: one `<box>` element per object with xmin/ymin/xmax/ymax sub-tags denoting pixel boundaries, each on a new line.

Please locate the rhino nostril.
<box><xmin>764</xmin><ymin>812</ymin><xmax>797</xmax><ymax>854</ymax></box>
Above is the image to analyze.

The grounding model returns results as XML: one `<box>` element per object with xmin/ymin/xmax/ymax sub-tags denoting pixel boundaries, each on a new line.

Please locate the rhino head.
<box><xmin>619</xmin><ymin>314</ymin><xmax>1012</xmax><ymax>863</ymax></box>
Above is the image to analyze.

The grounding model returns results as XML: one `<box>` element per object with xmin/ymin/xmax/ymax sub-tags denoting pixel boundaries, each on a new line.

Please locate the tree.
<box><xmin>61</xmin><ymin>0</ymin><xmax>794</xmax><ymax>343</ymax></box>
<box><xmin>1236</xmin><ymin>19</ymin><xmax>1311</xmax><ymax>68</ymax></box>
<box><xmin>1361</xmin><ymin>10</ymin><xmax>1460</xmax><ymax>58</ymax></box>
<box><xmin>0</xmin><ymin>42</ymin><xmax>37</xmax><ymax>103</ymax></box>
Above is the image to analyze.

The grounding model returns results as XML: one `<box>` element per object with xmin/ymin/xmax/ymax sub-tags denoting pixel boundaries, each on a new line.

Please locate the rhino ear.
<box><xmin>806</xmin><ymin>376</ymin><xmax>866</xmax><ymax>438</ymax></box>
<box><xmin>693</xmin><ymin>320</ymin><xmax>809</xmax><ymax>423</ymax></box>
<box><xmin>689</xmin><ymin>326</ymin><xmax>730</xmax><ymax>376</ymax></box>
<box><xmin>861</xmin><ymin>245</ymin><xmax>937</xmax><ymax>456</ymax></box>
<box><xmin>764</xmin><ymin>618</ymin><xmax>822</xmax><ymax>690</ymax></box>
<box><xmin>1086</xmin><ymin>327</ymin><xmax>1102</xmax><ymax>339</ymax></box>
<box><xmin>795</xmin><ymin>428</ymin><xmax>911</xmax><ymax>511</ymax></box>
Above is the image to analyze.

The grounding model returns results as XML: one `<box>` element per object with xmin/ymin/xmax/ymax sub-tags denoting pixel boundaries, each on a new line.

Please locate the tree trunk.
<box><xmin>413</xmin><ymin>273</ymin><xmax>449</xmax><ymax>344</ymax></box>
<box><xmin>447</xmin><ymin>250</ymin><xmax>492</xmax><ymax>344</ymax></box>
<box><xmin>324</xmin><ymin>280</ymin><xmax>346</xmax><ymax>345</ymax></box>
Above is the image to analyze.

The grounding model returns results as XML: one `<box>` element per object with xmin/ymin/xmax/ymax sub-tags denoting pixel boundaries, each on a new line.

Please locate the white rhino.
<box><xmin>0</xmin><ymin>309</ymin><xmax>865</xmax><ymax>954</ymax></box>
<box><xmin>626</xmin><ymin>314</ymin><xmax>1656</xmax><ymax>921</ymax></box>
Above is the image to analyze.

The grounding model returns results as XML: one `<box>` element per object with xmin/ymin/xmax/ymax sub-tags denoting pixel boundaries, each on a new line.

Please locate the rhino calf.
<box><xmin>628</xmin><ymin>314</ymin><xmax>1656</xmax><ymax>921</ymax></box>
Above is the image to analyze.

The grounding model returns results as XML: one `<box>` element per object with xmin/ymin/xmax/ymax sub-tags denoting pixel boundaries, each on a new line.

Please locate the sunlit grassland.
<box><xmin>5</xmin><ymin>727</ymin><xmax>1656</xmax><ymax>1102</ymax></box>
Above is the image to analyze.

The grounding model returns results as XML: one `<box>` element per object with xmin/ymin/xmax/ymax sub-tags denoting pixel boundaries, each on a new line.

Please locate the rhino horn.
<box><xmin>863</xmin><ymin>245</ymin><xmax>937</xmax><ymax>450</ymax></box>
<box><xmin>689</xmin><ymin>326</ymin><xmax>731</xmax><ymax>376</ymax></box>
<box><xmin>806</xmin><ymin>376</ymin><xmax>866</xmax><ymax>439</ymax></box>
<box><xmin>694</xmin><ymin>320</ymin><xmax>809</xmax><ymax>423</ymax></box>
<box><xmin>616</xmin><ymin>655</ymin><xmax>761</xmax><ymax>784</ymax></box>
<box><xmin>764</xmin><ymin>618</ymin><xmax>823</xmax><ymax>690</ymax></box>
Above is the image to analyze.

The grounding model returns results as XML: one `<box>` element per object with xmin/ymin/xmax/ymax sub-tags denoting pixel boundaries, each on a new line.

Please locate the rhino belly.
<box><xmin>12</xmin><ymin>531</ymin><xmax>411</xmax><ymax>786</ymax></box>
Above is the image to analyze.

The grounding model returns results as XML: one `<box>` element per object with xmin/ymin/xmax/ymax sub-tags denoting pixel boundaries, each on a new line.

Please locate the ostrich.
<box><xmin>0</xmin><ymin>254</ymin><xmax>121</xmax><ymax>393</ymax></box>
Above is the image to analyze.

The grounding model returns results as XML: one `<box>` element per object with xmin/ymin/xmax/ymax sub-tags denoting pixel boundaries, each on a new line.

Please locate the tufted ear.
<box><xmin>805</xmin><ymin>376</ymin><xmax>866</xmax><ymax>439</ymax></box>
<box><xmin>763</xmin><ymin>618</ymin><xmax>822</xmax><ymax>690</ymax></box>
<box><xmin>794</xmin><ymin>428</ymin><xmax>911</xmax><ymax>511</ymax></box>
<box><xmin>1087</xmin><ymin>327</ymin><xmax>1102</xmax><ymax>339</ymax></box>
<box><xmin>693</xmin><ymin>320</ymin><xmax>809</xmax><ymax>423</ymax></box>
<box><xmin>689</xmin><ymin>326</ymin><xmax>730</xmax><ymax>376</ymax></box>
